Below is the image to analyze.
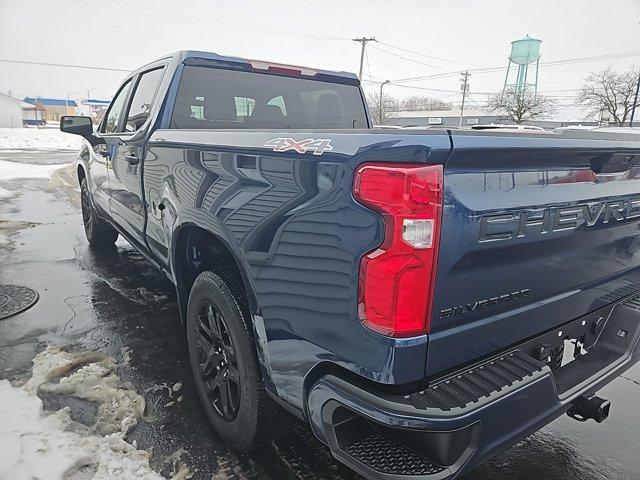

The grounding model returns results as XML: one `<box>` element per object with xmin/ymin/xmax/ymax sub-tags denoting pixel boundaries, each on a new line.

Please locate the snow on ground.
<box><xmin>0</xmin><ymin>346</ymin><xmax>171</xmax><ymax>480</ymax></box>
<box><xmin>0</xmin><ymin>186</ymin><xmax>12</xmax><ymax>199</ymax></box>
<box><xmin>0</xmin><ymin>127</ymin><xmax>82</xmax><ymax>151</ymax></box>
<box><xmin>0</xmin><ymin>159</ymin><xmax>67</xmax><ymax>181</ymax></box>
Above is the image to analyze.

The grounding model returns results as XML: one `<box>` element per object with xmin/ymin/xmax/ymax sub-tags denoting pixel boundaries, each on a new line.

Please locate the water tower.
<box><xmin>503</xmin><ymin>35</ymin><xmax>542</xmax><ymax>93</ymax></box>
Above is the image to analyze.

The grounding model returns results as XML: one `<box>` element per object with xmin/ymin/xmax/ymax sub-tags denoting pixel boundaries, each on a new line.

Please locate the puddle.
<box><xmin>40</xmin><ymin>393</ymin><xmax>99</xmax><ymax>427</ymax></box>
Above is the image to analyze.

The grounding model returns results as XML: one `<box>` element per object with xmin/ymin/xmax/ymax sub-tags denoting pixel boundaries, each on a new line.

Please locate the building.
<box><xmin>23</xmin><ymin>97</ymin><xmax>78</xmax><ymax>123</ymax></box>
<box><xmin>81</xmin><ymin>98</ymin><xmax>111</xmax><ymax>123</ymax></box>
<box><xmin>388</xmin><ymin>109</ymin><xmax>601</xmax><ymax>130</ymax></box>
<box><xmin>388</xmin><ymin>109</ymin><xmax>501</xmax><ymax>128</ymax></box>
<box><xmin>0</xmin><ymin>92</ymin><xmax>24</xmax><ymax>128</ymax></box>
<box><xmin>21</xmin><ymin>101</ymin><xmax>45</xmax><ymax>126</ymax></box>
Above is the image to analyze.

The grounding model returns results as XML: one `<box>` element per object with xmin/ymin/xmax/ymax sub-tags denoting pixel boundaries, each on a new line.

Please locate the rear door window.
<box><xmin>124</xmin><ymin>67</ymin><xmax>165</xmax><ymax>132</ymax></box>
<box><xmin>170</xmin><ymin>66</ymin><xmax>368</xmax><ymax>129</ymax></box>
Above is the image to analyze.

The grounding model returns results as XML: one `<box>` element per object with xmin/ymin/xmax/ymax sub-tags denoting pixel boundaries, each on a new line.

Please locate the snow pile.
<box><xmin>0</xmin><ymin>159</ymin><xmax>66</xmax><ymax>181</ymax></box>
<box><xmin>28</xmin><ymin>348</ymin><xmax>145</xmax><ymax>436</ymax></box>
<box><xmin>0</xmin><ymin>346</ymin><xmax>165</xmax><ymax>480</ymax></box>
<box><xmin>48</xmin><ymin>164</ymin><xmax>81</xmax><ymax>206</ymax></box>
<box><xmin>0</xmin><ymin>127</ymin><xmax>82</xmax><ymax>151</ymax></box>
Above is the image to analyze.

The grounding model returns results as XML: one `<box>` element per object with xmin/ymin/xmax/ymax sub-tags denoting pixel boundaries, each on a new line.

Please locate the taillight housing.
<box><xmin>353</xmin><ymin>163</ymin><xmax>443</xmax><ymax>337</ymax></box>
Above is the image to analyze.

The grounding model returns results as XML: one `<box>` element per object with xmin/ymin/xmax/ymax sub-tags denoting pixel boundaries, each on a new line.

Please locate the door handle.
<box><xmin>125</xmin><ymin>154</ymin><xmax>139</xmax><ymax>165</ymax></box>
<box><xmin>97</xmin><ymin>150</ymin><xmax>109</xmax><ymax>158</ymax></box>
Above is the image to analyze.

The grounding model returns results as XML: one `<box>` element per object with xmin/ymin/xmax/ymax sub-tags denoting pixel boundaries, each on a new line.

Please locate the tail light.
<box><xmin>353</xmin><ymin>163</ymin><xmax>443</xmax><ymax>337</ymax></box>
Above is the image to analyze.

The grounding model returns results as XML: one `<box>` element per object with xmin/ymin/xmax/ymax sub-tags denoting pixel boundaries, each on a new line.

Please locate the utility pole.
<box><xmin>459</xmin><ymin>71</ymin><xmax>470</xmax><ymax>127</ymax></box>
<box><xmin>378</xmin><ymin>80</ymin><xmax>390</xmax><ymax>125</ymax></box>
<box><xmin>353</xmin><ymin>37</ymin><xmax>376</xmax><ymax>80</ymax></box>
<box><xmin>630</xmin><ymin>69</ymin><xmax>640</xmax><ymax>127</ymax></box>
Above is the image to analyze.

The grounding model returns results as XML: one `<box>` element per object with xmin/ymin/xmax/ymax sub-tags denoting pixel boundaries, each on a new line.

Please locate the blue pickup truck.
<box><xmin>60</xmin><ymin>50</ymin><xmax>640</xmax><ymax>479</ymax></box>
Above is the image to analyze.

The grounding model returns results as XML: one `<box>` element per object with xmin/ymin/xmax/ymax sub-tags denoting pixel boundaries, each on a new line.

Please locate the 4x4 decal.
<box><xmin>264</xmin><ymin>138</ymin><xmax>333</xmax><ymax>156</ymax></box>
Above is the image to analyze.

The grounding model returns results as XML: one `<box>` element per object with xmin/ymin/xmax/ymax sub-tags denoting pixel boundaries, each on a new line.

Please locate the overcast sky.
<box><xmin>1</xmin><ymin>0</ymin><xmax>639</xmax><ymax>120</ymax></box>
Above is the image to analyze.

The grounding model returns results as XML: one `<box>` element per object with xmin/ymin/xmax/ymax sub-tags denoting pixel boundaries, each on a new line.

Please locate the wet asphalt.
<box><xmin>0</xmin><ymin>149</ymin><xmax>639</xmax><ymax>480</ymax></box>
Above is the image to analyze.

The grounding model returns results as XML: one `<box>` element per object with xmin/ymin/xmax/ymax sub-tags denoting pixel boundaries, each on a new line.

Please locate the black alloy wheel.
<box><xmin>186</xmin><ymin>270</ymin><xmax>287</xmax><ymax>451</ymax></box>
<box><xmin>196</xmin><ymin>302</ymin><xmax>241</xmax><ymax>421</ymax></box>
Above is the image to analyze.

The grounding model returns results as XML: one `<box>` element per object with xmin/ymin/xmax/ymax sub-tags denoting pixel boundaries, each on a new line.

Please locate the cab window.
<box><xmin>101</xmin><ymin>79</ymin><xmax>132</xmax><ymax>133</ymax></box>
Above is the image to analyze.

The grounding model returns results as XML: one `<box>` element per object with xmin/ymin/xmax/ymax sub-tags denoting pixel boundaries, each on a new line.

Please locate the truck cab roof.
<box><xmin>138</xmin><ymin>50</ymin><xmax>359</xmax><ymax>84</ymax></box>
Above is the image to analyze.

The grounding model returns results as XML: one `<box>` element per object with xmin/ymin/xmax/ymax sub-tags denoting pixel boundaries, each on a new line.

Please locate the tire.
<box><xmin>186</xmin><ymin>269</ymin><xmax>284</xmax><ymax>451</ymax></box>
<box><xmin>80</xmin><ymin>178</ymin><xmax>118</xmax><ymax>248</ymax></box>
<box><xmin>548</xmin><ymin>343</ymin><xmax>564</xmax><ymax>370</ymax></box>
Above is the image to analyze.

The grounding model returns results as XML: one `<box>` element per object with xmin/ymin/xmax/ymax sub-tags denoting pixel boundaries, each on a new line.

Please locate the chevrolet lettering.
<box><xmin>479</xmin><ymin>197</ymin><xmax>640</xmax><ymax>242</ymax></box>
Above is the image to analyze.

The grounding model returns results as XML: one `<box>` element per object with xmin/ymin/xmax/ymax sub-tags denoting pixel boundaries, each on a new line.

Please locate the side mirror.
<box><xmin>60</xmin><ymin>116</ymin><xmax>103</xmax><ymax>146</ymax></box>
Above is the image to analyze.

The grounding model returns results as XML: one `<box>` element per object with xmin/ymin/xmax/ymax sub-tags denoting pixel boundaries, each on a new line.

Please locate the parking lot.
<box><xmin>1</xmin><ymin>148</ymin><xmax>640</xmax><ymax>479</ymax></box>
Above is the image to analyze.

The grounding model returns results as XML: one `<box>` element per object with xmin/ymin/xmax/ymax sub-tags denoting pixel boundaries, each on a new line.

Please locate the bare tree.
<box><xmin>575</xmin><ymin>66</ymin><xmax>640</xmax><ymax>126</ymax></box>
<box><xmin>366</xmin><ymin>90</ymin><xmax>399</xmax><ymax>125</ymax></box>
<box><xmin>487</xmin><ymin>87</ymin><xmax>556</xmax><ymax>124</ymax></box>
<box><xmin>400</xmin><ymin>95</ymin><xmax>452</xmax><ymax>111</ymax></box>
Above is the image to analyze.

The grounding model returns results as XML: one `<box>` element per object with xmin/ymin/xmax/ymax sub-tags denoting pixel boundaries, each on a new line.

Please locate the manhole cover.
<box><xmin>0</xmin><ymin>285</ymin><xmax>39</xmax><ymax>319</ymax></box>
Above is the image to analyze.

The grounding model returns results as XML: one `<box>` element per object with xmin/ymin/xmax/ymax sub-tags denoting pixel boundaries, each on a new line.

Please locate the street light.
<box><xmin>379</xmin><ymin>80</ymin><xmax>390</xmax><ymax>125</ymax></box>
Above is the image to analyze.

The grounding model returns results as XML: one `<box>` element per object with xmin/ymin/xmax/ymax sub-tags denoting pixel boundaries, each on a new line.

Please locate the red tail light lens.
<box><xmin>353</xmin><ymin>163</ymin><xmax>443</xmax><ymax>337</ymax></box>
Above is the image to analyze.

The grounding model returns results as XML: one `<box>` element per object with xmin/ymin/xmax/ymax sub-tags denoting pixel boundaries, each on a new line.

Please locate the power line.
<box><xmin>361</xmin><ymin>79</ymin><xmax>461</xmax><ymax>93</ymax></box>
<box><xmin>541</xmin><ymin>51</ymin><xmax>640</xmax><ymax>66</ymax></box>
<box><xmin>377</xmin><ymin>41</ymin><xmax>475</xmax><ymax>65</ymax></box>
<box><xmin>393</xmin><ymin>70</ymin><xmax>472</xmax><ymax>84</ymax></box>
<box><xmin>0</xmin><ymin>58</ymin><xmax>131</xmax><ymax>73</ymax></box>
<box><xmin>392</xmin><ymin>50</ymin><xmax>640</xmax><ymax>84</ymax></box>
<box><xmin>364</xmin><ymin>80</ymin><xmax>580</xmax><ymax>100</ymax></box>
<box><xmin>363</xmin><ymin>73</ymin><xmax>386</xmax><ymax>83</ymax></box>
<box><xmin>465</xmin><ymin>93</ymin><xmax>485</xmax><ymax>109</ymax></box>
<box><xmin>369</xmin><ymin>45</ymin><xmax>446</xmax><ymax>69</ymax></box>
<box><xmin>79</xmin><ymin>0</ymin><xmax>349</xmax><ymax>42</ymax></box>
<box><xmin>364</xmin><ymin>48</ymin><xmax>373</xmax><ymax>80</ymax></box>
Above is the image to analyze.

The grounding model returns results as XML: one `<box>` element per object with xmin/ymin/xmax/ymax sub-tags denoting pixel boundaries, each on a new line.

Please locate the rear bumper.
<box><xmin>306</xmin><ymin>294</ymin><xmax>640</xmax><ymax>479</ymax></box>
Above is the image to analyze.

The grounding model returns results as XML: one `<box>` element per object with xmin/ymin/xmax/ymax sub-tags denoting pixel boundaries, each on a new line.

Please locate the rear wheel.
<box><xmin>186</xmin><ymin>270</ymin><xmax>284</xmax><ymax>451</ymax></box>
<box><xmin>80</xmin><ymin>178</ymin><xmax>118</xmax><ymax>248</ymax></box>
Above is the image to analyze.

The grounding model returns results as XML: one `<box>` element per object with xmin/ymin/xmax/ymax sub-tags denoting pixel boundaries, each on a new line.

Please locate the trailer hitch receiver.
<box><xmin>567</xmin><ymin>395</ymin><xmax>610</xmax><ymax>423</ymax></box>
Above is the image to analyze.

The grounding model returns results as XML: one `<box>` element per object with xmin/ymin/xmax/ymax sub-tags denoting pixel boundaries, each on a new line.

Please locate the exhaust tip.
<box><xmin>567</xmin><ymin>395</ymin><xmax>611</xmax><ymax>423</ymax></box>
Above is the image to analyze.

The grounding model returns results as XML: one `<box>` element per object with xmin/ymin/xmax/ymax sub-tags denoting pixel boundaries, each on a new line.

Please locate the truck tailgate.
<box><xmin>428</xmin><ymin>131</ymin><xmax>640</xmax><ymax>376</ymax></box>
